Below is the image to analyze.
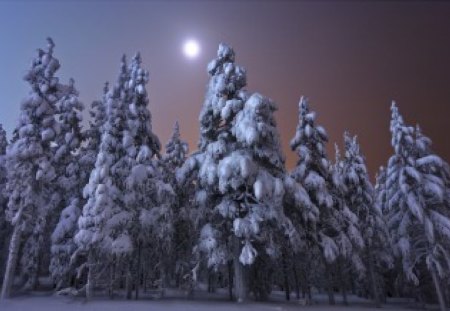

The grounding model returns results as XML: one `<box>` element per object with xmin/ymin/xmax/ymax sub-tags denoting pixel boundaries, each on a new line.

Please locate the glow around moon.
<box><xmin>183</xmin><ymin>39</ymin><xmax>200</xmax><ymax>59</ymax></box>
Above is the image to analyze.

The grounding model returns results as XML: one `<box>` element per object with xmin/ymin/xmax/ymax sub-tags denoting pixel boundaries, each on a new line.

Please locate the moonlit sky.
<box><xmin>1</xmin><ymin>1</ymin><xmax>449</xmax><ymax>177</ymax></box>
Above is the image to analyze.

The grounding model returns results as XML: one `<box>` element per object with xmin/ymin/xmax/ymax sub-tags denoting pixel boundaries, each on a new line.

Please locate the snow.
<box><xmin>0</xmin><ymin>293</ymin><xmax>414</xmax><ymax>311</ymax></box>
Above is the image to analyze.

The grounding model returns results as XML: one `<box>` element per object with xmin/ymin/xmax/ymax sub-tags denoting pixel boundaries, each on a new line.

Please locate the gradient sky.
<box><xmin>1</xmin><ymin>1</ymin><xmax>449</xmax><ymax>177</ymax></box>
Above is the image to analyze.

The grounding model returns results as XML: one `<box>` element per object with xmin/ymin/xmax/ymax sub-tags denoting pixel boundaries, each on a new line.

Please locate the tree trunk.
<box><xmin>228</xmin><ymin>260</ymin><xmax>233</xmax><ymax>301</ymax></box>
<box><xmin>326</xmin><ymin>263</ymin><xmax>335</xmax><ymax>305</ymax></box>
<box><xmin>126</xmin><ymin>262</ymin><xmax>133</xmax><ymax>300</ymax></box>
<box><xmin>135</xmin><ymin>243</ymin><xmax>141</xmax><ymax>300</ymax></box>
<box><xmin>292</xmin><ymin>260</ymin><xmax>300</xmax><ymax>299</ymax></box>
<box><xmin>337</xmin><ymin>259</ymin><xmax>348</xmax><ymax>305</ymax></box>
<box><xmin>1</xmin><ymin>227</ymin><xmax>22</xmax><ymax>299</ymax></box>
<box><xmin>367</xmin><ymin>248</ymin><xmax>381</xmax><ymax>308</ymax></box>
<box><xmin>86</xmin><ymin>251</ymin><xmax>94</xmax><ymax>300</ymax></box>
<box><xmin>282</xmin><ymin>251</ymin><xmax>290</xmax><ymax>301</ymax></box>
<box><xmin>233</xmin><ymin>236</ymin><xmax>246</xmax><ymax>303</ymax></box>
<box><xmin>430</xmin><ymin>267</ymin><xmax>446</xmax><ymax>311</ymax></box>
<box><xmin>108</xmin><ymin>257</ymin><xmax>115</xmax><ymax>299</ymax></box>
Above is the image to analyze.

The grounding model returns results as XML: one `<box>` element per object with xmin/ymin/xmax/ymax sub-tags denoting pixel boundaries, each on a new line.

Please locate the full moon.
<box><xmin>183</xmin><ymin>39</ymin><xmax>200</xmax><ymax>59</ymax></box>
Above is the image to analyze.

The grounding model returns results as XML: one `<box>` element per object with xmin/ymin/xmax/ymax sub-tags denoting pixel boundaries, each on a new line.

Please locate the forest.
<box><xmin>0</xmin><ymin>38</ymin><xmax>450</xmax><ymax>311</ymax></box>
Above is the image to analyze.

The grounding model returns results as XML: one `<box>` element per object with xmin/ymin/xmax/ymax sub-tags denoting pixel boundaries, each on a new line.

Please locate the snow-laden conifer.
<box><xmin>2</xmin><ymin>38</ymin><xmax>62</xmax><ymax>298</ymax></box>
<box><xmin>75</xmin><ymin>56</ymin><xmax>131</xmax><ymax>299</ymax></box>
<box><xmin>386</xmin><ymin>102</ymin><xmax>450</xmax><ymax>311</ymax></box>
<box><xmin>340</xmin><ymin>133</ymin><xmax>393</xmax><ymax>306</ymax></box>
<box><xmin>49</xmin><ymin>78</ymin><xmax>85</xmax><ymax>289</ymax></box>
<box><xmin>179</xmin><ymin>44</ymin><xmax>288</xmax><ymax>302</ymax></box>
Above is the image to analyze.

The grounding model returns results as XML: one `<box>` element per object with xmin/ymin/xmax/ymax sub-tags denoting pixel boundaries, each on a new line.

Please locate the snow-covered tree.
<box><xmin>79</xmin><ymin>83</ymin><xmax>108</xmax><ymax>177</ymax></box>
<box><xmin>49</xmin><ymin>78</ymin><xmax>85</xmax><ymax>289</ymax></box>
<box><xmin>328</xmin><ymin>143</ymin><xmax>365</xmax><ymax>305</ymax></box>
<box><xmin>161</xmin><ymin>122</ymin><xmax>192</xmax><ymax>286</ymax></box>
<box><xmin>163</xmin><ymin>121</ymin><xmax>188</xmax><ymax>175</ymax></box>
<box><xmin>1</xmin><ymin>38</ymin><xmax>63</xmax><ymax>298</ymax></box>
<box><xmin>75</xmin><ymin>55</ymin><xmax>132</xmax><ymax>299</ymax></box>
<box><xmin>124</xmin><ymin>53</ymin><xmax>174</xmax><ymax>298</ymax></box>
<box><xmin>385</xmin><ymin>102</ymin><xmax>450</xmax><ymax>311</ymax></box>
<box><xmin>179</xmin><ymin>44</ymin><xmax>288</xmax><ymax>302</ymax></box>
<box><xmin>340</xmin><ymin>132</ymin><xmax>393</xmax><ymax>306</ymax></box>
<box><xmin>0</xmin><ymin>124</ymin><xmax>9</xmax><ymax>285</ymax></box>
<box><xmin>290</xmin><ymin>97</ymin><xmax>363</xmax><ymax>304</ymax></box>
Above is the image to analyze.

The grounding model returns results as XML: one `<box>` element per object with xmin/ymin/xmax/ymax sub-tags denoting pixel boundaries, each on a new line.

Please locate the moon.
<box><xmin>183</xmin><ymin>39</ymin><xmax>200</xmax><ymax>59</ymax></box>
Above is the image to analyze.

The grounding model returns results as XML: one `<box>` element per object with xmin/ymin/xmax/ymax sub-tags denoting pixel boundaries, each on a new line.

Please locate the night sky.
<box><xmin>1</xmin><ymin>1</ymin><xmax>449</xmax><ymax>177</ymax></box>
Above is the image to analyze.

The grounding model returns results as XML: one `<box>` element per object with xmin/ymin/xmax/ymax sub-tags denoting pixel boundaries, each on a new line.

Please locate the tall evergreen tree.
<box><xmin>1</xmin><ymin>38</ymin><xmax>63</xmax><ymax>298</ymax></box>
<box><xmin>330</xmin><ymin>143</ymin><xmax>365</xmax><ymax>305</ymax></box>
<box><xmin>49</xmin><ymin>78</ymin><xmax>85</xmax><ymax>289</ymax></box>
<box><xmin>340</xmin><ymin>132</ymin><xmax>393</xmax><ymax>307</ymax></box>
<box><xmin>385</xmin><ymin>102</ymin><xmax>450</xmax><ymax>311</ymax></box>
<box><xmin>290</xmin><ymin>97</ymin><xmax>363</xmax><ymax>304</ymax></box>
<box><xmin>75</xmin><ymin>56</ymin><xmax>132</xmax><ymax>299</ymax></box>
<box><xmin>180</xmin><ymin>44</ymin><xmax>288</xmax><ymax>302</ymax></box>
<box><xmin>125</xmin><ymin>53</ymin><xmax>173</xmax><ymax>299</ymax></box>
<box><xmin>161</xmin><ymin>122</ymin><xmax>192</xmax><ymax>287</ymax></box>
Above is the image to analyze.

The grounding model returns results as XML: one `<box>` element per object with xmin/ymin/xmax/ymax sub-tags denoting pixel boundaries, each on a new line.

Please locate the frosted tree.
<box><xmin>1</xmin><ymin>38</ymin><xmax>62</xmax><ymax>299</ymax></box>
<box><xmin>180</xmin><ymin>44</ymin><xmax>288</xmax><ymax>302</ymax></box>
<box><xmin>290</xmin><ymin>97</ymin><xmax>355</xmax><ymax>304</ymax></box>
<box><xmin>49</xmin><ymin>78</ymin><xmax>85</xmax><ymax>290</ymax></box>
<box><xmin>79</xmin><ymin>83</ymin><xmax>108</xmax><ymax>177</ymax></box>
<box><xmin>328</xmin><ymin>144</ymin><xmax>365</xmax><ymax>305</ymax></box>
<box><xmin>385</xmin><ymin>102</ymin><xmax>450</xmax><ymax>311</ymax></box>
<box><xmin>124</xmin><ymin>53</ymin><xmax>174</xmax><ymax>299</ymax></box>
<box><xmin>340</xmin><ymin>133</ymin><xmax>393</xmax><ymax>307</ymax></box>
<box><xmin>375</xmin><ymin>166</ymin><xmax>388</xmax><ymax>215</ymax></box>
<box><xmin>161</xmin><ymin>121</ymin><xmax>192</xmax><ymax>287</ymax></box>
<box><xmin>0</xmin><ymin>125</ymin><xmax>9</xmax><ymax>285</ymax></box>
<box><xmin>163</xmin><ymin>121</ymin><xmax>188</xmax><ymax>176</ymax></box>
<box><xmin>75</xmin><ymin>56</ymin><xmax>132</xmax><ymax>299</ymax></box>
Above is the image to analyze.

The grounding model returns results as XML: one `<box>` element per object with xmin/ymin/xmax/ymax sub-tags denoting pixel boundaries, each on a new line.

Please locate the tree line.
<box><xmin>0</xmin><ymin>39</ymin><xmax>449</xmax><ymax>311</ymax></box>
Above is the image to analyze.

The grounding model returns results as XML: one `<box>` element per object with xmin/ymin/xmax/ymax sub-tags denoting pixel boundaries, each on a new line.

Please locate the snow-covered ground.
<box><xmin>0</xmin><ymin>291</ymin><xmax>422</xmax><ymax>311</ymax></box>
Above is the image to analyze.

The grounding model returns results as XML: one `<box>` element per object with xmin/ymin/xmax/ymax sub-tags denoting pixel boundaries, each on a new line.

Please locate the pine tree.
<box><xmin>340</xmin><ymin>132</ymin><xmax>393</xmax><ymax>307</ymax></box>
<box><xmin>386</xmin><ymin>102</ymin><xmax>450</xmax><ymax>311</ymax></box>
<box><xmin>49</xmin><ymin>78</ymin><xmax>85</xmax><ymax>289</ymax></box>
<box><xmin>1</xmin><ymin>38</ymin><xmax>62</xmax><ymax>298</ymax></box>
<box><xmin>180</xmin><ymin>44</ymin><xmax>288</xmax><ymax>302</ymax></box>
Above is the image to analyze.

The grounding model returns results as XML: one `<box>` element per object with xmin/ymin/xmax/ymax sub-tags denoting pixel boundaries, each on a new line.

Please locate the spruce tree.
<box><xmin>125</xmin><ymin>53</ymin><xmax>173</xmax><ymax>298</ymax></box>
<box><xmin>49</xmin><ymin>78</ymin><xmax>85</xmax><ymax>289</ymax></box>
<box><xmin>290</xmin><ymin>97</ymin><xmax>355</xmax><ymax>304</ymax></box>
<box><xmin>386</xmin><ymin>102</ymin><xmax>450</xmax><ymax>311</ymax></box>
<box><xmin>340</xmin><ymin>132</ymin><xmax>393</xmax><ymax>307</ymax></box>
<box><xmin>161</xmin><ymin>121</ymin><xmax>192</xmax><ymax>287</ymax></box>
<box><xmin>75</xmin><ymin>56</ymin><xmax>131</xmax><ymax>299</ymax></box>
<box><xmin>2</xmin><ymin>38</ymin><xmax>62</xmax><ymax>298</ymax></box>
<box><xmin>180</xmin><ymin>44</ymin><xmax>288</xmax><ymax>302</ymax></box>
